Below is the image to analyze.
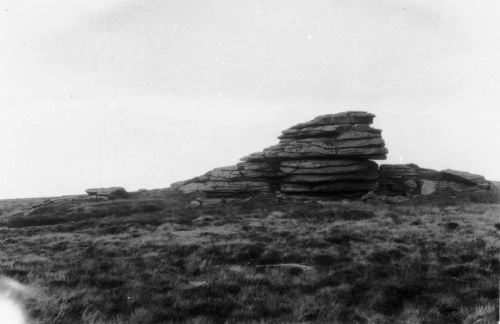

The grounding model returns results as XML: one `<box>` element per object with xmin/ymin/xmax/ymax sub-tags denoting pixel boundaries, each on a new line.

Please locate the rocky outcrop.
<box><xmin>378</xmin><ymin>164</ymin><xmax>497</xmax><ymax>202</ymax></box>
<box><xmin>171</xmin><ymin>111</ymin><xmax>498</xmax><ymax>204</ymax></box>
<box><xmin>172</xmin><ymin>111</ymin><xmax>387</xmax><ymax>199</ymax></box>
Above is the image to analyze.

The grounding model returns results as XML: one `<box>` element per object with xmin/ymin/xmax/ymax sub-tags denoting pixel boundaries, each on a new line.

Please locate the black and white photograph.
<box><xmin>1</xmin><ymin>0</ymin><xmax>499</xmax><ymax>323</ymax></box>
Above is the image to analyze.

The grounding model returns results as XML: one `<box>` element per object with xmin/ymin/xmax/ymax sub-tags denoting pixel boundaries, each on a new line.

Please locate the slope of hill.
<box><xmin>0</xmin><ymin>192</ymin><xmax>499</xmax><ymax>323</ymax></box>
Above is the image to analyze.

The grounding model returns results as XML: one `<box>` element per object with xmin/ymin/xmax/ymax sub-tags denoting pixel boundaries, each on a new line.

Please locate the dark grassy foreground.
<box><xmin>0</xmin><ymin>191</ymin><xmax>499</xmax><ymax>323</ymax></box>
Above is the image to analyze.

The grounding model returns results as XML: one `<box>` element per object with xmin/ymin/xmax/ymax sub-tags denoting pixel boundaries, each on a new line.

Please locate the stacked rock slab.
<box><xmin>172</xmin><ymin>111</ymin><xmax>387</xmax><ymax>199</ymax></box>
<box><xmin>378</xmin><ymin>164</ymin><xmax>497</xmax><ymax>201</ymax></box>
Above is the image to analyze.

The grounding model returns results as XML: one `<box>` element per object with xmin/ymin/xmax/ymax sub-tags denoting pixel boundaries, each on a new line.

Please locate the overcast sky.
<box><xmin>1</xmin><ymin>0</ymin><xmax>499</xmax><ymax>199</ymax></box>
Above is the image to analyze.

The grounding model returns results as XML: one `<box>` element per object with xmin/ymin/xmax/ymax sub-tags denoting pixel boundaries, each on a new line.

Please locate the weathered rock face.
<box><xmin>172</xmin><ymin>111</ymin><xmax>387</xmax><ymax>199</ymax></box>
<box><xmin>378</xmin><ymin>164</ymin><xmax>497</xmax><ymax>202</ymax></box>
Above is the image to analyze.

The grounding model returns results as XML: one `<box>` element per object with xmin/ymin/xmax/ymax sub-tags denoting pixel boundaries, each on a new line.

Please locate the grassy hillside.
<box><xmin>0</xmin><ymin>192</ymin><xmax>499</xmax><ymax>323</ymax></box>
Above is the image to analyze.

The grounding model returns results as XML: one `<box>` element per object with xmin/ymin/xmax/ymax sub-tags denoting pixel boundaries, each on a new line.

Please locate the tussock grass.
<box><xmin>0</xmin><ymin>193</ymin><xmax>498</xmax><ymax>323</ymax></box>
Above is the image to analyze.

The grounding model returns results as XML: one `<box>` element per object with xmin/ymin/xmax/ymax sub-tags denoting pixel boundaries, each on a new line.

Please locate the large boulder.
<box><xmin>85</xmin><ymin>187</ymin><xmax>128</xmax><ymax>199</ymax></box>
<box><xmin>378</xmin><ymin>164</ymin><xmax>421</xmax><ymax>194</ymax></box>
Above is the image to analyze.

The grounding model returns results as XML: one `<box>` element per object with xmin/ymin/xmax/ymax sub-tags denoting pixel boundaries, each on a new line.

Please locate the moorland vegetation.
<box><xmin>0</xmin><ymin>190</ymin><xmax>498</xmax><ymax>323</ymax></box>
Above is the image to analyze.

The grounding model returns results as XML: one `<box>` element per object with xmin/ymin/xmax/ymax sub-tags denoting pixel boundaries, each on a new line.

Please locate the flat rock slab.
<box><xmin>441</xmin><ymin>169</ymin><xmax>490</xmax><ymax>188</ymax></box>
<box><xmin>263</xmin><ymin>142</ymin><xmax>388</xmax><ymax>160</ymax></box>
<box><xmin>284</xmin><ymin>172</ymin><xmax>378</xmax><ymax>183</ymax></box>
<box><xmin>280</xmin><ymin>124</ymin><xmax>381</xmax><ymax>139</ymax></box>
<box><xmin>379</xmin><ymin>164</ymin><xmax>419</xmax><ymax>178</ymax></box>
<box><xmin>179</xmin><ymin>181</ymin><xmax>271</xmax><ymax>195</ymax></box>
<box><xmin>85</xmin><ymin>187</ymin><xmax>128</xmax><ymax>198</ymax></box>
<box><xmin>281</xmin><ymin>180</ymin><xmax>378</xmax><ymax>193</ymax></box>
<box><xmin>280</xmin><ymin>160</ymin><xmax>378</xmax><ymax>175</ymax></box>
<box><xmin>290</xmin><ymin>111</ymin><xmax>375</xmax><ymax>129</ymax></box>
